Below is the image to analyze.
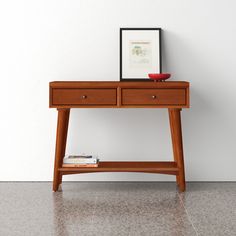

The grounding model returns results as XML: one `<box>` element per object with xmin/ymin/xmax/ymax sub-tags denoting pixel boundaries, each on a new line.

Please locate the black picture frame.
<box><xmin>120</xmin><ymin>28</ymin><xmax>162</xmax><ymax>81</ymax></box>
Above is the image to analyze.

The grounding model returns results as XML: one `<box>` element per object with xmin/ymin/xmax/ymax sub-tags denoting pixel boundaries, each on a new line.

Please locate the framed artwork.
<box><xmin>120</xmin><ymin>28</ymin><xmax>162</xmax><ymax>81</ymax></box>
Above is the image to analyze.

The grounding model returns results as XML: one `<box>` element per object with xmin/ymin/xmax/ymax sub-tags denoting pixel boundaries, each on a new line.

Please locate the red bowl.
<box><xmin>148</xmin><ymin>73</ymin><xmax>171</xmax><ymax>81</ymax></box>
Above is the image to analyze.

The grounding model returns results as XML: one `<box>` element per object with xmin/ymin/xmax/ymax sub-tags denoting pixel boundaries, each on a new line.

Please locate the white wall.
<box><xmin>0</xmin><ymin>0</ymin><xmax>236</xmax><ymax>181</ymax></box>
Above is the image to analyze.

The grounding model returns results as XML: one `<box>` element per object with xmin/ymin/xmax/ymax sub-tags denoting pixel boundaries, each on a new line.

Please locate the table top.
<box><xmin>50</xmin><ymin>81</ymin><xmax>189</xmax><ymax>89</ymax></box>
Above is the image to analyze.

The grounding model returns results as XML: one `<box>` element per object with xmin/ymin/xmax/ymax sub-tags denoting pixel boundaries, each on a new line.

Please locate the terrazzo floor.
<box><xmin>0</xmin><ymin>182</ymin><xmax>236</xmax><ymax>236</ymax></box>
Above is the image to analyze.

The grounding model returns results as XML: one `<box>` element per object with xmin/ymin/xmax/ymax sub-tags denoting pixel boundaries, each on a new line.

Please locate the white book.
<box><xmin>63</xmin><ymin>158</ymin><xmax>98</xmax><ymax>164</ymax></box>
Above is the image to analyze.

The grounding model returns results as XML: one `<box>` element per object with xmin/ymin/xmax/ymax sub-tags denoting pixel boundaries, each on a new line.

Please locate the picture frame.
<box><xmin>120</xmin><ymin>28</ymin><xmax>162</xmax><ymax>81</ymax></box>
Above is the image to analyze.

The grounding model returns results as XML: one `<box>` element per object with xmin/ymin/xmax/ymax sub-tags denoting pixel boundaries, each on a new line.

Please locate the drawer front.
<box><xmin>52</xmin><ymin>89</ymin><xmax>117</xmax><ymax>105</ymax></box>
<box><xmin>122</xmin><ymin>89</ymin><xmax>186</xmax><ymax>105</ymax></box>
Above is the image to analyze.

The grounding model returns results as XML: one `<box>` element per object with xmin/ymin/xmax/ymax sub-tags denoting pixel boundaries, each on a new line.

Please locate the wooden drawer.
<box><xmin>122</xmin><ymin>89</ymin><xmax>186</xmax><ymax>105</ymax></box>
<box><xmin>52</xmin><ymin>89</ymin><xmax>117</xmax><ymax>105</ymax></box>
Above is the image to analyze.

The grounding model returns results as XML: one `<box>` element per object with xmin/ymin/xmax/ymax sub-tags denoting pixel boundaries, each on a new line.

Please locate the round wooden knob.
<box><xmin>152</xmin><ymin>95</ymin><xmax>156</xmax><ymax>99</ymax></box>
<box><xmin>82</xmin><ymin>95</ymin><xmax>87</xmax><ymax>99</ymax></box>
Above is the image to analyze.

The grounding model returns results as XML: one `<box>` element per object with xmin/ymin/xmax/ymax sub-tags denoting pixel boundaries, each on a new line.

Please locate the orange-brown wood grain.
<box><xmin>122</xmin><ymin>89</ymin><xmax>186</xmax><ymax>105</ymax></box>
<box><xmin>50</xmin><ymin>81</ymin><xmax>189</xmax><ymax>108</ymax></box>
<box><xmin>53</xmin><ymin>109</ymin><xmax>70</xmax><ymax>191</ymax></box>
<box><xmin>50</xmin><ymin>81</ymin><xmax>190</xmax><ymax>192</ymax></box>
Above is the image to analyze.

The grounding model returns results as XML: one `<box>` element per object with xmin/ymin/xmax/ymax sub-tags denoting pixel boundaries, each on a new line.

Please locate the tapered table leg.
<box><xmin>168</xmin><ymin>108</ymin><xmax>186</xmax><ymax>192</ymax></box>
<box><xmin>53</xmin><ymin>109</ymin><xmax>70</xmax><ymax>192</ymax></box>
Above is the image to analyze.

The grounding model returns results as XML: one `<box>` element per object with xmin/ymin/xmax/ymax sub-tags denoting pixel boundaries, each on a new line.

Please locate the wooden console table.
<box><xmin>49</xmin><ymin>81</ymin><xmax>190</xmax><ymax>192</ymax></box>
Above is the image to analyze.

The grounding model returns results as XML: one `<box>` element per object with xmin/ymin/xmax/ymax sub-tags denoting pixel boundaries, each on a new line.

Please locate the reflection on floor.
<box><xmin>0</xmin><ymin>182</ymin><xmax>236</xmax><ymax>236</ymax></box>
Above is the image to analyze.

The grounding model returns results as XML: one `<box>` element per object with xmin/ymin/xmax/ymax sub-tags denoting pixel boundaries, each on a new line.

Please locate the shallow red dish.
<box><xmin>148</xmin><ymin>73</ymin><xmax>171</xmax><ymax>81</ymax></box>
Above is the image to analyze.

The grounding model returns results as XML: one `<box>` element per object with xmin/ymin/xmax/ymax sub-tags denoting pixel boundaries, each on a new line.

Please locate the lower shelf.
<box><xmin>59</xmin><ymin>161</ymin><xmax>179</xmax><ymax>175</ymax></box>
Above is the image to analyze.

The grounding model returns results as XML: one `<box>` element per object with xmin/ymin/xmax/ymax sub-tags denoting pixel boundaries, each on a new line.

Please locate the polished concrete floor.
<box><xmin>0</xmin><ymin>182</ymin><xmax>236</xmax><ymax>236</ymax></box>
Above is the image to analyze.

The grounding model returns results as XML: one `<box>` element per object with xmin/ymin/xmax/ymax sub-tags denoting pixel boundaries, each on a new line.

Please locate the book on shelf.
<box><xmin>67</xmin><ymin>155</ymin><xmax>93</xmax><ymax>159</ymax></box>
<box><xmin>63</xmin><ymin>155</ymin><xmax>99</xmax><ymax>167</ymax></box>
<box><xmin>63</xmin><ymin>158</ymin><xmax>98</xmax><ymax>164</ymax></box>
<box><xmin>62</xmin><ymin>163</ymin><xmax>99</xmax><ymax>168</ymax></box>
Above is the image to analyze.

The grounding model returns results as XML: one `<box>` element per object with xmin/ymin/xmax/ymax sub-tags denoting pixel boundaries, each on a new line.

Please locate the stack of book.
<box><xmin>63</xmin><ymin>155</ymin><xmax>99</xmax><ymax>168</ymax></box>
